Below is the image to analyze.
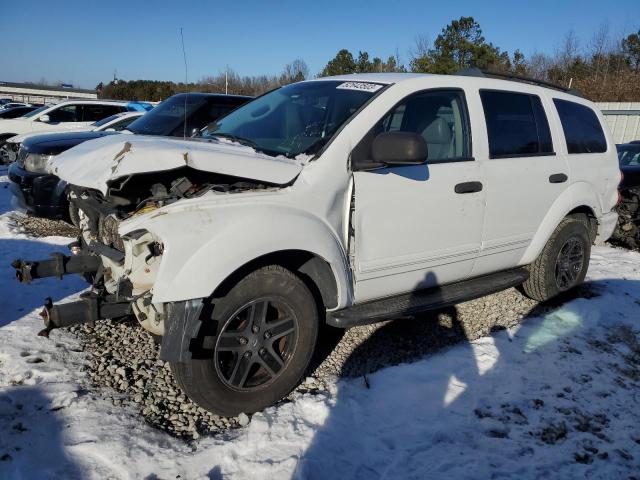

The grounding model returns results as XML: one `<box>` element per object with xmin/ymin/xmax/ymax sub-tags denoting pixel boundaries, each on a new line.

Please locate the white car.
<box><xmin>15</xmin><ymin>72</ymin><xmax>620</xmax><ymax>416</ymax></box>
<box><xmin>0</xmin><ymin>102</ymin><xmax>29</xmax><ymax>109</ymax></box>
<box><xmin>1</xmin><ymin>111</ymin><xmax>145</xmax><ymax>163</ymax></box>
<box><xmin>0</xmin><ymin>100</ymin><xmax>138</xmax><ymax>149</ymax></box>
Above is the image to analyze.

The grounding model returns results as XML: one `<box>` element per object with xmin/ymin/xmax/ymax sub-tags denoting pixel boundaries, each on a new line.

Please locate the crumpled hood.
<box><xmin>49</xmin><ymin>134</ymin><xmax>304</xmax><ymax>195</ymax></box>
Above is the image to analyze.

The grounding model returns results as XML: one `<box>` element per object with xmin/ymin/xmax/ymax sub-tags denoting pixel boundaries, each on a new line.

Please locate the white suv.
<box><xmin>15</xmin><ymin>72</ymin><xmax>620</xmax><ymax>416</ymax></box>
<box><xmin>0</xmin><ymin>100</ymin><xmax>134</xmax><ymax>148</ymax></box>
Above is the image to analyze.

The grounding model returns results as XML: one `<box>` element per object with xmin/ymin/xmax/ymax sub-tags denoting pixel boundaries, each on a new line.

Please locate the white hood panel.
<box><xmin>50</xmin><ymin>134</ymin><xmax>303</xmax><ymax>194</ymax></box>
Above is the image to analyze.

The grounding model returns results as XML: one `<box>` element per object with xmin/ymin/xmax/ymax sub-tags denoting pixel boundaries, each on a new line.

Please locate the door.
<box><xmin>473</xmin><ymin>90</ymin><xmax>570</xmax><ymax>276</ymax></box>
<box><xmin>352</xmin><ymin>89</ymin><xmax>485</xmax><ymax>303</ymax></box>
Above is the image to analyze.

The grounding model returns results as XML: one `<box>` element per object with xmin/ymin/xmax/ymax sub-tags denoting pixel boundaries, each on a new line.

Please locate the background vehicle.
<box><xmin>14</xmin><ymin>73</ymin><xmax>619</xmax><ymax>416</ymax></box>
<box><xmin>0</xmin><ymin>102</ymin><xmax>29</xmax><ymax>110</ymax></box>
<box><xmin>8</xmin><ymin>93</ymin><xmax>251</xmax><ymax>221</ymax></box>
<box><xmin>0</xmin><ymin>105</ymin><xmax>38</xmax><ymax>119</ymax></box>
<box><xmin>2</xmin><ymin>111</ymin><xmax>146</xmax><ymax>163</ymax></box>
<box><xmin>0</xmin><ymin>100</ymin><xmax>151</xmax><ymax>151</ymax></box>
<box><xmin>617</xmin><ymin>142</ymin><xmax>640</xmax><ymax>190</ymax></box>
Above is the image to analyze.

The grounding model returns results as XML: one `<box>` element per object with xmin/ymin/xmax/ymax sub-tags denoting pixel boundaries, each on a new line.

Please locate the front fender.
<box><xmin>520</xmin><ymin>181</ymin><xmax>604</xmax><ymax>265</ymax></box>
<box><xmin>121</xmin><ymin>199</ymin><xmax>352</xmax><ymax>308</ymax></box>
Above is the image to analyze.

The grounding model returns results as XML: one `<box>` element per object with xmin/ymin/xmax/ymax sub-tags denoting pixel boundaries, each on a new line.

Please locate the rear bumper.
<box><xmin>595</xmin><ymin>210</ymin><xmax>618</xmax><ymax>245</ymax></box>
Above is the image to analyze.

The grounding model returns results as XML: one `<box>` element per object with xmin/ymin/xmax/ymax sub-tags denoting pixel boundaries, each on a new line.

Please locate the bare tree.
<box><xmin>281</xmin><ymin>59</ymin><xmax>309</xmax><ymax>83</ymax></box>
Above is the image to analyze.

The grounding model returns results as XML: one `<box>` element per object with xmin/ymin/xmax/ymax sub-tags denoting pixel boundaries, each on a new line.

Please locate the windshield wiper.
<box><xmin>207</xmin><ymin>132</ymin><xmax>259</xmax><ymax>149</ymax></box>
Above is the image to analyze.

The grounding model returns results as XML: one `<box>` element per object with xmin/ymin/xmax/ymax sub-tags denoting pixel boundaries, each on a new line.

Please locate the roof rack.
<box><xmin>456</xmin><ymin>67</ymin><xmax>583</xmax><ymax>97</ymax></box>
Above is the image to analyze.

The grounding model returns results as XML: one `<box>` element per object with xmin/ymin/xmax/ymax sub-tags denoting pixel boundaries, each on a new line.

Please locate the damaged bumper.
<box><xmin>12</xmin><ymin>250</ymin><xmax>100</xmax><ymax>283</ymax></box>
<box><xmin>39</xmin><ymin>293</ymin><xmax>132</xmax><ymax>336</ymax></box>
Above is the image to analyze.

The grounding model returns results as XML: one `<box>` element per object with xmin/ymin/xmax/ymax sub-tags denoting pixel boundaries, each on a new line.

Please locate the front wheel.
<box><xmin>171</xmin><ymin>265</ymin><xmax>319</xmax><ymax>416</ymax></box>
<box><xmin>522</xmin><ymin>215</ymin><xmax>591</xmax><ymax>302</ymax></box>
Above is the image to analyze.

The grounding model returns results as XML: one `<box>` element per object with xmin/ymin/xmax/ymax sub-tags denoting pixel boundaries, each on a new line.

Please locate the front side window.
<box><xmin>480</xmin><ymin>91</ymin><xmax>553</xmax><ymax>158</ymax></box>
<box><xmin>553</xmin><ymin>99</ymin><xmax>607</xmax><ymax>154</ymax></box>
<box><xmin>47</xmin><ymin>104</ymin><xmax>79</xmax><ymax>122</ymax></box>
<box><xmin>352</xmin><ymin>89</ymin><xmax>471</xmax><ymax>165</ymax></box>
<box><xmin>200</xmin><ymin>81</ymin><xmax>382</xmax><ymax>158</ymax></box>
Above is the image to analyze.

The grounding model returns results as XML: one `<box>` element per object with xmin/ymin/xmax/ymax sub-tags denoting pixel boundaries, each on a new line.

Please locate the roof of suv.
<box><xmin>312</xmin><ymin>72</ymin><xmax>583</xmax><ymax>99</ymax></box>
<box><xmin>313</xmin><ymin>73</ymin><xmax>427</xmax><ymax>84</ymax></box>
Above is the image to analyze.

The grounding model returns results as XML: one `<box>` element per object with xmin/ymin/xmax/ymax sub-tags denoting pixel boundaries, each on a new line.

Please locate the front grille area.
<box><xmin>71</xmin><ymin>191</ymin><xmax>126</xmax><ymax>253</ymax></box>
<box><xmin>98</xmin><ymin>213</ymin><xmax>125</xmax><ymax>251</ymax></box>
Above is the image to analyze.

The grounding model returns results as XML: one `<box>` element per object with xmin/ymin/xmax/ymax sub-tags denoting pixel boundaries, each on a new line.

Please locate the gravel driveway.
<box><xmin>6</xmin><ymin>213</ymin><xmax>599</xmax><ymax>440</ymax></box>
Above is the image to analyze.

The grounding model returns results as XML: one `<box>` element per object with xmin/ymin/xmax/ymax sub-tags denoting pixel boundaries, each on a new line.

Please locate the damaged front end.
<box><xmin>12</xmin><ymin>159</ymin><xmax>282</xmax><ymax>348</ymax></box>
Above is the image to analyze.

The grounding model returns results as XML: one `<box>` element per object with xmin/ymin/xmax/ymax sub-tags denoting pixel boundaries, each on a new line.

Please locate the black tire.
<box><xmin>522</xmin><ymin>215</ymin><xmax>591</xmax><ymax>302</ymax></box>
<box><xmin>171</xmin><ymin>265</ymin><xmax>319</xmax><ymax>416</ymax></box>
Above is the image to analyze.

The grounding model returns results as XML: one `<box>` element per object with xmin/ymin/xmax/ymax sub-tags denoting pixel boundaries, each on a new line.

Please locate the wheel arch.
<box><xmin>521</xmin><ymin>182</ymin><xmax>603</xmax><ymax>265</ymax></box>
<box><xmin>210</xmin><ymin>249</ymin><xmax>340</xmax><ymax>311</ymax></box>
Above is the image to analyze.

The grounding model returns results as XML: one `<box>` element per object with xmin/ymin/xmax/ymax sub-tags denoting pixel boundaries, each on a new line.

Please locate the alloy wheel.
<box><xmin>214</xmin><ymin>297</ymin><xmax>298</xmax><ymax>391</ymax></box>
<box><xmin>554</xmin><ymin>237</ymin><xmax>585</xmax><ymax>291</ymax></box>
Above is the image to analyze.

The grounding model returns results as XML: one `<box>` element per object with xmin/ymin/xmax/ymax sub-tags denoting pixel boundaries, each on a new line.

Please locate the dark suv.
<box><xmin>8</xmin><ymin>93</ymin><xmax>251</xmax><ymax>221</ymax></box>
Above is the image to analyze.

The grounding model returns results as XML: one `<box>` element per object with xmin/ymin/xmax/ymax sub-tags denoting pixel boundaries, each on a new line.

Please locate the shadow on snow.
<box><xmin>293</xmin><ymin>277</ymin><xmax>640</xmax><ymax>479</ymax></box>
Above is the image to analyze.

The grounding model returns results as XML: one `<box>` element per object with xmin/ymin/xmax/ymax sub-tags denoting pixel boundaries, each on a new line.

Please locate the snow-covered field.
<box><xmin>1</xmin><ymin>169</ymin><xmax>639</xmax><ymax>479</ymax></box>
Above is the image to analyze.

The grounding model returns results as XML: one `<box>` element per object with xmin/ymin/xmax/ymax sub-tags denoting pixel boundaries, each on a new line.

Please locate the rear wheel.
<box><xmin>522</xmin><ymin>216</ymin><xmax>591</xmax><ymax>302</ymax></box>
<box><xmin>171</xmin><ymin>265</ymin><xmax>319</xmax><ymax>416</ymax></box>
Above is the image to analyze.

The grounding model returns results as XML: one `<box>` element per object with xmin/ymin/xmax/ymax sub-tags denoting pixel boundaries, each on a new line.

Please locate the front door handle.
<box><xmin>454</xmin><ymin>181</ymin><xmax>483</xmax><ymax>194</ymax></box>
<box><xmin>549</xmin><ymin>173</ymin><xmax>568</xmax><ymax>183</ymax></box>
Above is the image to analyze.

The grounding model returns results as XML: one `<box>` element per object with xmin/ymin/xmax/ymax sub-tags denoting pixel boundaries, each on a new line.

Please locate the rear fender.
<box><xmin>521</xmin><ymin>182</ymin><xmax>603</xmax><ymax>264</ymax></box>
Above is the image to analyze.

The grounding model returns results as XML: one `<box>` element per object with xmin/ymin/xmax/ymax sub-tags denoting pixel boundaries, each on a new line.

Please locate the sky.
<box><xmin>1</xmin><ymin>0</ymin><xmax>638</xmax><ymax>89</ymax></box>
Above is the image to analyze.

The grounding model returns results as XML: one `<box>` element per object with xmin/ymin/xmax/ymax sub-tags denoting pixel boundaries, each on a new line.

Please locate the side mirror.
<box><xmin>39</xmin><ymin>114</ymin><xmax>50</xmax><ymax>123</ymax></box>
<box><xmin>190</xmin><ymin>127</ymin><xmax>200</xmax><ymax>137</ymax></box>
<box><xmin>371</xmin><ymin>131</ymin><xmax>428</xmax><ymax>167</ymax></box>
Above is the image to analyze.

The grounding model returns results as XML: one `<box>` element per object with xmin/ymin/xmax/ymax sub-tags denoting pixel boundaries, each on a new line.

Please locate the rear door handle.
<box><xmin>454</xmin><ymin>181</ymin><xmax>483</xmax><ymax>194</ymax></box>
<box><xmin>549</xmin><ymin>173</ymin><xmax>568</xmax><ymax>183</ymax></box>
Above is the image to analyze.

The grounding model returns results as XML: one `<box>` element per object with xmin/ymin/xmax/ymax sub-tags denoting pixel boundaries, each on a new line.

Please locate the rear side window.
<box><xmin>553</xmin><ymin>99</ymin><xmax>607</xmax><ymax>154</ymax></box>
<box><xmin>480</xmin><ymin>91</ymin><xmax>553</xmax><ymax>158</ymax></box>
<box><xmin>81</xmin><ymin>104</ymin><xmax>126</xmax><ymax>122</ymax></box>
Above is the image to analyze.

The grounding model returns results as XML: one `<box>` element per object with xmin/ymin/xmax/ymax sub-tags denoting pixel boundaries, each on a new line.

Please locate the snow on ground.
<box><xmin>0</xmin><ymin>169</ymin><xmax>639</xmax><ymax>479</ymax></box>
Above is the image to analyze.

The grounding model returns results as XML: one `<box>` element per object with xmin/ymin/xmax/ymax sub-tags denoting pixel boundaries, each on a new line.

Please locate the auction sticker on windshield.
<box><xmin>336</xmin><ymin>82</ymin><xmax>383</xmax><ymax>92</ymax></box>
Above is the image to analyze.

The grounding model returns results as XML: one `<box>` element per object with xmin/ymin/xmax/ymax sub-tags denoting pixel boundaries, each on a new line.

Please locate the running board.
<box><xmin>327</xmin><ymin>268</ymin><xmax>529</xmax><ymax>328</ymax></box>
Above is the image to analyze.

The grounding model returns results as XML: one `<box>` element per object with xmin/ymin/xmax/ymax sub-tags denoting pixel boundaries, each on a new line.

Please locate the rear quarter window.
<box><xmin>553</xmin><ymin>99</ymin><xmax>607</xmax><ymax>154</ymax></box>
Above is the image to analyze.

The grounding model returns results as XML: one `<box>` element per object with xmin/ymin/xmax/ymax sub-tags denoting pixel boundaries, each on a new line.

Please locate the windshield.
<box><xmin>127</xmin><ymin>94</ymin><xmax>209</xmax><ymax>137</ymax></box>
<box><xmin>618</xmin><ymin>145</ymin><xmax>640</xmax><ymax>166</ymax></box>
<box><xmin>22</xmin><ymin>105</ymin><xmax>48</xmax><ymax>118</ymax></box>
<box><xmin>200</xmin><ymin>80</ymin><xmax>383</xmax><ymax>158</ymax></box>
<box><xmin>92</xmin><ymin>113</ymin><xmax>123</xmax><ymax>128</ymax></box>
